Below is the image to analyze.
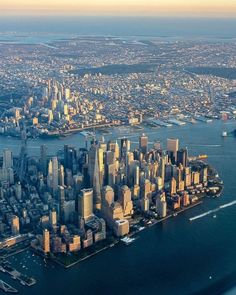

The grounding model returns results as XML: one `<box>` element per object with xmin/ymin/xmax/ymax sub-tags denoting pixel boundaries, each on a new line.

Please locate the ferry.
<box><xmin>222</xmin><ymin>131</ymin><xmax>227</xmax><ymax>137</ymax></box>
<box><xmin>120</xmin><ymin>237</ymin><xmax>136</xmax><ymax>245</ymax></box>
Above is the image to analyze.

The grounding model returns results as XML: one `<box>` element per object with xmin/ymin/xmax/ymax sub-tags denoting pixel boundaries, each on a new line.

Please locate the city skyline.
<box><xmin>1</xmin><ymin>0</ymin><xmax>236</xmax><ymax>17</ymax></box>
<box><xmin>0</xmin><ymin>2</ymin><xmax>236</xmax><ymax>293</ymax></box>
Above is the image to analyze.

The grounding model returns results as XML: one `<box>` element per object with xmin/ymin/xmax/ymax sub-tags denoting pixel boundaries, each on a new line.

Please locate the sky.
<box><xmin>1</xmin><ymin>0</ymin><xmax>236</xmax><ymax>17</ymax></box>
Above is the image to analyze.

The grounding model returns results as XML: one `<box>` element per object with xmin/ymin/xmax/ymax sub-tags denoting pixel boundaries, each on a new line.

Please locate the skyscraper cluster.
<box><xmin>0</xmin><ymin>133</ymin><xmax>209</xmax><ymax>256</ymax></box>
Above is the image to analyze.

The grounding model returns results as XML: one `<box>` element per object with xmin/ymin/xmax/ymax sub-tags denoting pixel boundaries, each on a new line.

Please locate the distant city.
<box><xmin>0</xmin><ymin>37</ymin><xmax>236</xmax><ymax>140</ymax></box>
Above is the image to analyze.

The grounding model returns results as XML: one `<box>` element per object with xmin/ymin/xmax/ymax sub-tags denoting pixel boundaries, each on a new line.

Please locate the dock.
<box><xmin>0</xmin><ymin>280</ymin><xmax>18</xmax><ymax>293</ymax></box>
<box><xmin>145</xmin><ymin>118</ymin><xmax>172</xmax><ymax>127</ymax></box>
<box><xmin>0</xmin><ymin>263</ymin><xmax>36</xmax><ymax>287</ymax></box>
<box><xmin>167</xmin><ymin>119</ymin><xmax>186</xmax><ymax>126</ymax></box>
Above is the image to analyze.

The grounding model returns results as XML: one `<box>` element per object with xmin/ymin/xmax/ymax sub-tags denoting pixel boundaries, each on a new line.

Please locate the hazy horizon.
<box><xmin>1</xmin><ymin>16</ymin><xmax>236</xmax><ymax>40</ymax></box>
<box><xmin>1</xmin><ymin>0</ymin><xmax>236</xmax><ymax>17</ymax></box>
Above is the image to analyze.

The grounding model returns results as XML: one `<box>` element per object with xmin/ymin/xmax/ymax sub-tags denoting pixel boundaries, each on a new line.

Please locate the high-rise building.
<box><xmin>98</xmin><ymin>148</ymin><xmax>104</xmax><ymax>186</ymax></box>
<box><xmin>15</xmin><ymin>182</ymin><xmax>22</xmax><ymax>200</ymax></box>
<box><xmin>40</xmin><ymin>145</ymin><xmax>47</xmax><ymax>175</ymax></box>
<box><xmin>59</xmin><ymin>164</ymin><xmax>65</xmax><ymax>186</ymax></box>
<box><xmin>156</xmin><ymin>193</ymin><xmax>167</xmax><ymax>217</ymax></box>
<box><xmin>43</xmin><ymin>229</ymin><xmax>50</xmax><ymax>253</ymax></box>
<box><xmin>88</xmin><ymin>145</ymin><xmax>102</xmax><ymax>209</ymax></box>
<box><xmin>167</xmin><ymin>138</ymin><xmax>179</xmax><ymax>163</ymax></box>
<box><xmin>107</xmin><ymin>163</ymin><xmax>116</xmax><ymax>187</ymax></box>
<box><xmin>50</xmin><ymin>210</ymin><xmax>57</xmax><ymax>227</ymax></box>
<box><xmin>201</xmin><ymin>167</ymin><xmax>208</xmax><ymax>183</ymax></box>
<box><xmin>134</xmin><ymin>165</ymin><xmax>140</xmax><ymax>186</ymax></box>
<box><xmin>82</xmin><ymin>229</ymin><xmax>93</xmax><ymax>248</ymax></box>
<box><xmin>177</xmin><ymin>148</ymin><xmax>188</xmax><ymax>167</ymax></box>
<box><xmin>64</xmin><ymin>145</ymin><xmax>77</xmax><ymax>174</ymax></box>
<box><xmin>170</xmin><ymin>177</ymin><xmax>177</xmax><ymax>196</ymax></box>
<box><xmin>113</xmin><ymin>219</ymin><xmax>129</xmax><ymax>237</ymax></box>
<box><xmin>18</xmin><ymin>129</ymin><xmax>27</xmax><ymax>182</ymax></box>
<box><xmin>108</xmin><ymin>140</ymin><xmax>119</xmax><ymax>159</ymax></box>
<box><xmin>65</xmin><ymin>88</ymin><xmax>71</xmax><ymax>100</ymax></box>
<box><xmin>69</xmin><ymin>235</ymin><xmax>81</xmax><ymax>252</ymax></box>
<box><xmin>192</xmin><ymin>171</ymin><xmax>200</xmax><ymax>185</ymax></box>
<box><xmin>121</xmin><ymin>138</ymin><xmax>131</xmax><ymax>158</ymax></box>
<box><xmin>167</xmin><ymin>138</ymin><xmax>179</xmax><ymax>153</ymax></box>
<box><xmin>184</xmin><ymin>167</ymin><xmax>192</xmax><ymax>187</ymax></box>
<box><xmin>118</xmin><ymin>185</ymin><xmax>133</xmax><ymax>217</ymax></box>
<box><xmin>11</xmin><ymin>215</ymin><xmax>20</xmax><ymax>235</ymax></box>
<box><xmin>58</xmin><ymin>186</ymin><xmax>65</xmax><ymax>223</ymax></box>
<box><xmin>3</xmin><ymin>149</ymin><xmax>13</xmax><ymax>169</ymax></box>
<box><xmin>139</xmin><ymin>133</ymin><xmax>148</xmax><ymax>154</ymax></box>
<box><xmin>78</xmin><ymin>189</ymin><xmax>94</xmax><ymax>222</ymax></box>
<box><xmin>47</xmin><ymin>157</ymin><xmax>59</xmax><ymax>193</ymax></box>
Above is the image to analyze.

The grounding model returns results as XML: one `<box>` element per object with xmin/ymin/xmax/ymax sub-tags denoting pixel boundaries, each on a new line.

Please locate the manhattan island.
<box><xmin>0</xmin><ymin>133</ymin><xmax>223</xmax><ymax>271</ymax></box>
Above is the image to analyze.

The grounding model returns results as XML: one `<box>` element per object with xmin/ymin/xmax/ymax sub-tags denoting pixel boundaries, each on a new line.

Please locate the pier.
<box><xmin>0</xmin><ymin>280</ymin><xmax>18</xmax><ymax>293</ymax></box>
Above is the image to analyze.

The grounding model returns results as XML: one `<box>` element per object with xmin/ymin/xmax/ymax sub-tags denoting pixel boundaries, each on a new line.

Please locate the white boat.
<box><xmin>120</xmin><ymin>236</ymin><xmax>136</xmax><ymax>245</ymax></box>
<box><xmin>222</xmin><ymin>131</ymin><xmax>227</xmax><ymax>137</ymax></box>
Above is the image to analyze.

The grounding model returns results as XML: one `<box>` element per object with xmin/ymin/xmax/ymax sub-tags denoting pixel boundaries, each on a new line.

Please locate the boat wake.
<box><xmin>189</xmin><ymin>200</ymin><xmax>236</xmax><ymax>221</ymax></box>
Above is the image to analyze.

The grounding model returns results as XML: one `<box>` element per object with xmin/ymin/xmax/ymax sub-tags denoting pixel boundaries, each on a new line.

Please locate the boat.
<box><xmin>213</xmin><ymin>215</ymin><xmax>217</xmax><ymax>218</ymax></box>
<box><xmin>222</xmin><ymin>131</ymin><xmax>227</xmax><ymax>137</ymax></box>
<box><xmin>120</xmin><ymin>236</ymin><xmax>137</xmax><ymax>245</ymax></box>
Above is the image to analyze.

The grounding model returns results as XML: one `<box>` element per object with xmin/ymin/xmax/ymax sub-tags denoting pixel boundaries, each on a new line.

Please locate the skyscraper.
<box><xmin>3</xmin><ymin>149</ymin><xmax>13</xmax><ymax>169</ymax></box>
<box><xmin>50</xmin><ymin>210</ymin><xmax>57</xmax><ymax>227</ymax></box>
<box><xmin>121</xmin><ymin>138</ymin><xmax>131</xmax><ymax>159</ymax></box>
<box><xmin>88</xmin><ymin>145</ymin><xmax>101</xmax><ymax>209</ymax></box>
<box><xmin>47</xmin><ymin>157</ymin><xmax>59</xmax><ymax>193</ymax></box>
<box><xmin>78</xmin><ymin>189</ymin><xmax>94</xmax><ymax>222</ymax></box>
<box><xmin>58</xmin><ymin>186</ymin><xmax>65</xmax><ymax>223</ymax></box>
<box><xmin>64</xmin><ymin>145</ymin><xmax>77</xmax><ymax>174</ymax></box>
<box><xmin>18</xmin><ymin>129</ymin><xmax>28</xmax><ymax>182</ymax></box>
<box><xmin>11</xmin><ymin>215</ymin><xmax>20</xmax><ymax>235</ymax></box>
<box><xmin>167</xmin><ymin>138</ymin><xmax>179</xmax><ymax>163</ymax></box>
<box><xmin>139</xmin><ymin>133</ymin><xmax>148</xmax><ymax>154</ymax></box>
<box><xmin>177</xmin><ymin>148</ymin><xmax>188</xmax><ymax>167</ymax></box>
<box><xmin>40</xmin><ymin>144</ymin><xmax>47</xmax><ymax>175</ymax></box>
<box><xmin>43</xmin><ymin>229</ymin><xmax>50</xmax><ymax>253</ymax></box>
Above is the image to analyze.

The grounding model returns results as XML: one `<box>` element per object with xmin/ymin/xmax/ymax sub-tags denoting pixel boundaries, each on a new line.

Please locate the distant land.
<box><xmin>187</xmin><ymin>67</ymin><xmax>236</xmax><ymax>80</ymax></box>
<box><xmin>70</xmin><ymin>63</ymin><xmax>158</xmax><ymax>76</ymax></box>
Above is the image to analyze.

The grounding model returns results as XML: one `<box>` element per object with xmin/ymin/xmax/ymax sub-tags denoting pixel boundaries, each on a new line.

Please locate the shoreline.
<box><xmin>31</xmin><ymin>194</ymin><xmax>215</xmax><ymax>269</ymax></box>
